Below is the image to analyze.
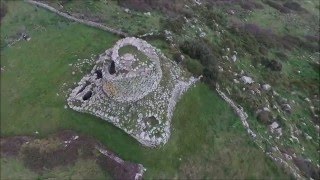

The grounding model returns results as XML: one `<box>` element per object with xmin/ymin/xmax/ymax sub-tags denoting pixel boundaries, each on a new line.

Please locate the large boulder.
<box><xmin>281</xmin><ymin>103</ymin><xmax>292</xmax><ymax>114</ymax></box>
<box><xmin>240</xmin><ymin>76</ymin><xmax>254</xmax><ymax>84</ymax></box>
<box><xmin>262</xmin><ymin>84</ymin><xmax>271</xmax><ymax>91</ymax></box>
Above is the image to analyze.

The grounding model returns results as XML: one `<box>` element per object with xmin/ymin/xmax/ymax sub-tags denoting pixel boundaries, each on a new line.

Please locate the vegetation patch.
<box><xmin>1</xmin><ymin>0</ymin><xmax>319</xmax><ymax>179</ymax></box>
<box><xmin>1</xmin><ymin>130</ymin><xmax>145</xmax><ymax>179</ymax></box>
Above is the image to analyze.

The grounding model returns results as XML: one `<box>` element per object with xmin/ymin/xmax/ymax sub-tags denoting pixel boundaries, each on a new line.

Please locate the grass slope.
<box><xmin>1</xmin><ymin>157</ymin><xmax>111</xmax><ymax>180</ymax></box>
<box><xmin>1</xmin><ymin>1</ymin><xmax>288</xmax><ymax>179</ymax></box>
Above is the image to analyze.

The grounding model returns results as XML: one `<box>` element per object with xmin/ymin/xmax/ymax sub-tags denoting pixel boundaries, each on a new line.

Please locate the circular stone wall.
<box><xmin>102</xmin><ymin>37</ymin><xmax>162</xmax><ymax>103</ymax></box>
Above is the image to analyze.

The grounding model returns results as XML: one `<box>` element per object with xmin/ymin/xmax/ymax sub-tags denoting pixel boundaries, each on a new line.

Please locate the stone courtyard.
<box><xmin>68</xmin><ymin>37</ymin><xmax>198</xmax><ymax>147</ymax></box>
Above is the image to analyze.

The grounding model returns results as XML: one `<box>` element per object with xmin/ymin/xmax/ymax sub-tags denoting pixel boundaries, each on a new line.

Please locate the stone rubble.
<box><xmin>262</xmin><ymin>84</ymin><xmax>271</xmax><ymax>91</ymax></box>
<box><xmin>240</xmin><ymin>76</ymin><xmax>254</xmax><ymax>84</ymax></box>
<box><xmin>68</xmin><ymin>37</ymin><xmax>198</xmax><ymax>147</ymax></box>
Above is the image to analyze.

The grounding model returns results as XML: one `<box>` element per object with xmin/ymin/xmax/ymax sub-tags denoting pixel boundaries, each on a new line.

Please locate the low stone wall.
<box><xmin>102</xmin><ymin>37</ymin><xmax>162</xmax><ymax>103</ymax></box>
<box><xmin>68</xmin><ymin>37</ymin><xmax>197</xmax><ymax>147</ymax></box>
<box><xmin>216</xmin><ymin>84</ymin><xmax>257</xmax><ymax>138</ymax></box>
<box><xmin>25</xmin><ymin>0</ymin><xmax>128</xmax><ymax>37</ymax></box>
<box><xmin>215</xmin><ymin>84</ymin><xmax>302</xmax><ymax>179</ymax></box>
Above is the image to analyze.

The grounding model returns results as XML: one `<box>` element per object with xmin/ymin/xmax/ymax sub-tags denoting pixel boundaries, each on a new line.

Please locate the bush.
<box><xmin>268</xmin><ymin>60</ymin><xmax>282</xmax><ymax>71</ymax></box>
<box><xmin>0</xmin><ymin>1</ymin><xmax>7</xmax><ymax>21</ymax></box>
<box><xmin>263</xmin><ymin>0</ymin><xmax>291</xmax><ymax>13</ymax></box>
<box><xmin>180</xmin><ymin>40</ymin><xmax>216</xmax><ymax>66</ymax></box>
<box><xmin>239</xmin><ymin>1</ymin><xmax>264</xmax><ymax>10</ymax></box>
<box><xmin>274</xmin><ymin>51</ymin><xmax>288</xmax><ymax>61</ymax></box>
<box><xmin>60</xmin><ymin>0</ymin><xmax>73</xmax><ymax>5</ymax></box>
<box><xmin>185</xmin><ymin>58</ymin><xmax>203</xmax><ymax>76</ymax></box>
<box><xmin>117</xmin><ymin>0</ymin><xmax>187</xmax><ymax>15</ymax></box>
<box><xmin>200</xmin><ymin>8</ymin><xmax>227</xmax><ymax>28</ymax></box>
<box><xmin>257</xmin><ymin>110</ymin><xmax>273</xmax><ymax>125</ymax></box>
<box><xmin>180</xmin><ymin>40</ymin><xmax>218</xmax><ymax>86</ymax></box>
<box><xmin>283</xmin><ymin>2</ymin><xmax>304</xmax><ymax>12</ymax></box>
<box><xmin>173</xmin><ymin>52</ymin><xmax>183</xmax><ymax>64</ymax></box>
<box><xmin>203</xmin><ymin>67</ymin><xmax>218</xmax><ymax>88</ymax></box>
<box><xmin>160</xmin><ymin>16</ymin><xmax>184</xmax><ymax>33</ymax></box>
<box><xmin>261</xmin><ymin>58</ymin><xmax>282</xmax><ymax>71</ymax></box>
<box><xmin>259</xmin><ymin>46</ymin><xmax>268</xmax><ymax>55</ymax></box>
<box><xmin>281</xmin><ymin>35</ymin><xmax>319</xmax><ymax>52</ymax></box>
<box><xmin>20</xmin><ymin>139</ymin><xmax>61</xmax><ymax>170</ymax></box>
<box><xmin>228</xmin><ymin>23</ymin><xmax>278</xmax><ymax>55</ymax></box>
<box><xmin>243</xmin><ymin>23</ymin><xmax>277</xmax><ymax>48</ymax></box>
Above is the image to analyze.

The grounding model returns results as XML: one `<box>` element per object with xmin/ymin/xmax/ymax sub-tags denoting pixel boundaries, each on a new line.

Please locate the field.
<box><xmin>1</xmin><ymin>157</ymin><xmax>111</xmax><ymax>180</ymax></box>
<box><xmin>0</xmin><ymin>1</ymin><xmax>291</xmax><ymax>179</ymax></box>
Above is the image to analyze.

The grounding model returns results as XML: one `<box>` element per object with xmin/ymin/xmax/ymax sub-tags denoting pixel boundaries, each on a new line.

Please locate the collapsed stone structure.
<box><xmin>102</xmin><ymin>38</ymin><xmax>162</xmax><ymax>102</ymax></box>
<box><xmin>68</xmin><ymin>37</ymin><xmax>198</xmax><ymax>147</ymax></box>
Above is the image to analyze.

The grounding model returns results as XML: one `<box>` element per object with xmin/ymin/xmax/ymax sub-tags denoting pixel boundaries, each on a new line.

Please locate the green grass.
<box><xmin>46</xmin><ymin>0</ymin><xmax>162</xmax><ymax>35</ymax></box>
<box><xmin>1</xmin><ymin>157</ymin><xmax>111</xmax><ymax>180</ymax></box>
<box><xmin>244</xmin><ymin>0</ymin><xmax>319</xmax><ymax>37</ymax></box>
<box><xmin>118</xmin><ymin>45</ymin><xmax>151</xmax><ymax>65</ymax></box>
<box><xmin>1</xmin><ymin>158</ymin><xmax>38</xmax><ymax>180</ymax></box>
<box><xmin>184</xmin><ymin>57</ymin><xmax>204</xmax><ymax>76</ymax></box>
<box><xmin>41</xmin><ymin>159</ymin><xmax>111</xmax><ymax>180</ymax></box>
<box><xmin>0</xmin><ymin>1</ymin><xmax>289</xmax><ymax>179</ymax></box>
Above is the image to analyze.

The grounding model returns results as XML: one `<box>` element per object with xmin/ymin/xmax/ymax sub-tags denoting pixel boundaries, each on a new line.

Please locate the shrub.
<box><xmin>203</xmin><ymin>67</ymin><xmax>218</xmax><ymax>88</ymax></box>
<box><xmin>268</xmin><ymin>60</ymin><xmax>282</xmax><ymax>71</ymax></box>
<box><xmin>259</xmin><ymin>46</ymin><xmax>268</xmax><ymax>55</ymax></box>
<box><xmin>185</xmin><ymin>58</ymin><xmax>203</xmax><ymax>76</ymax></box>
<box><xmin>304</xmin><ymin>35</ymin><xmax>320</xmax><ymax>43</ymax></box>
<box><xmin>173</xmin><ymin>52</ymin><xmax>183</xmax><ymax>64</ymax></box>
<box><xmin>20</xmin><ymin>138</ymin><xmax>67</xmax><ymax>171</ymax></box>
<box><xmin>180</xmin><ymin>40</ymin><xmax>217</xmax><ymax>66</ymax></box>
<box><xmin>228</xmin><ymin>23</ymin><xmax>279</xmax><ymax>54</ymax></box>
<box><xmin>117</xmin><ymin>0</ymin><xmax>187</xmax><ymax>15</ymax></box>
<box><xmin>222</xmin><ymin>39</ymin><xmax>235</xmax><ymax>51</ymax></box>
<box><xmin>263</xmin><ymin>0</ymin><xmax>291</xmax><ymax>13</ymax></box>
<box><xmin>60</xmin><ymin>0</ymin><xmax>73</xmax><ymax>5</ymax></box>
<box><xmin>239</xmin><ymin>1</ymin><xmax>264</xmax><ymax>10</ymax></box>
<box><xmin>200</xmin><ymin>8</ymin><xmax>227</xmax><ymax>28</ymax></box>
<box><xmin>243</xmin><ymin>23</ymin><xmax>277</xmax><ymax>47</ymax></box>
<box><xmin>283</xmin><ymin>2</ymin><xmax>305</xmax><ymax>12</ymax></box>
<box><xmin>257</xmin><ymin>110</ymin><xmax>273</xmax><ymax>125</ymax></box>
<box><xmin>280</xmin><ymin>34</ymin><xmax>301</xmax><ymax>50</ymax></box>
<box><xmin>0</xmin><ymin>1</ymin><xmax>7</xmax><ymax>21</ymax></box>
<box><xmin>160</xmin><ymin>16</ymin><xmax>184</xmax><ymax>33</ymax></box>
<box><xmin>274</xmin><ymin>51</ymin><xmax>288</xmax><ymax>61</ymax></box>
<box><xmin>281</xmin><ymin>35</ymin><xmax>319</xmax><ymax>52</ymax></box>
<box><xmin>293</xmin><ymin>157</ymin><xmax>320</xmax><ymax>180</ymax></box>
<box><xmin>180</xmin><ymin>40</ymin><xmax>219</xmax><ymax>86</ymax></box>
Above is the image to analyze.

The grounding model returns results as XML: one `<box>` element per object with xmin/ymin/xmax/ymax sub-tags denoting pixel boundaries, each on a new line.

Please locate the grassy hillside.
<box><xmin>1</xmin><ymin>157</ymin><xmax>111</xmax><ymax>180</ymax></box>
<box><xmin>0</xmin><ymin>1</ymin><xmax>291</xmax><ymax>179</ymax></box>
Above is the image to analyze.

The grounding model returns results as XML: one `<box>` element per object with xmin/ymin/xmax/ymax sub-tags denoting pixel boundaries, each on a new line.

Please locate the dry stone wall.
<box><xmin>68</xmin><ymin>37</ymin><xmax>198</xmax><ymax>147</ymax></box>
<box><xmin>25</xmin><ymin>0</ymin><xmax>128</xmax><ymax>37</ymax></box>
<box><xmin>102</xmin><ymin>37</ymin><xmax>162</xmax><ymax>103</ymax></box>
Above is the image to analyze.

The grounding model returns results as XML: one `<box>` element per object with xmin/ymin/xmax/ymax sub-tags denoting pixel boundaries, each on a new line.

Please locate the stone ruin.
<box><xmin>67</xmin><ymin>37</ymin><xmax>198</xmax><ymax>147</ymax></box>
<box><xmin>102</xmin><ymin>37</ymin><xmax>162</xmax><ymax>103</ymax></box>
